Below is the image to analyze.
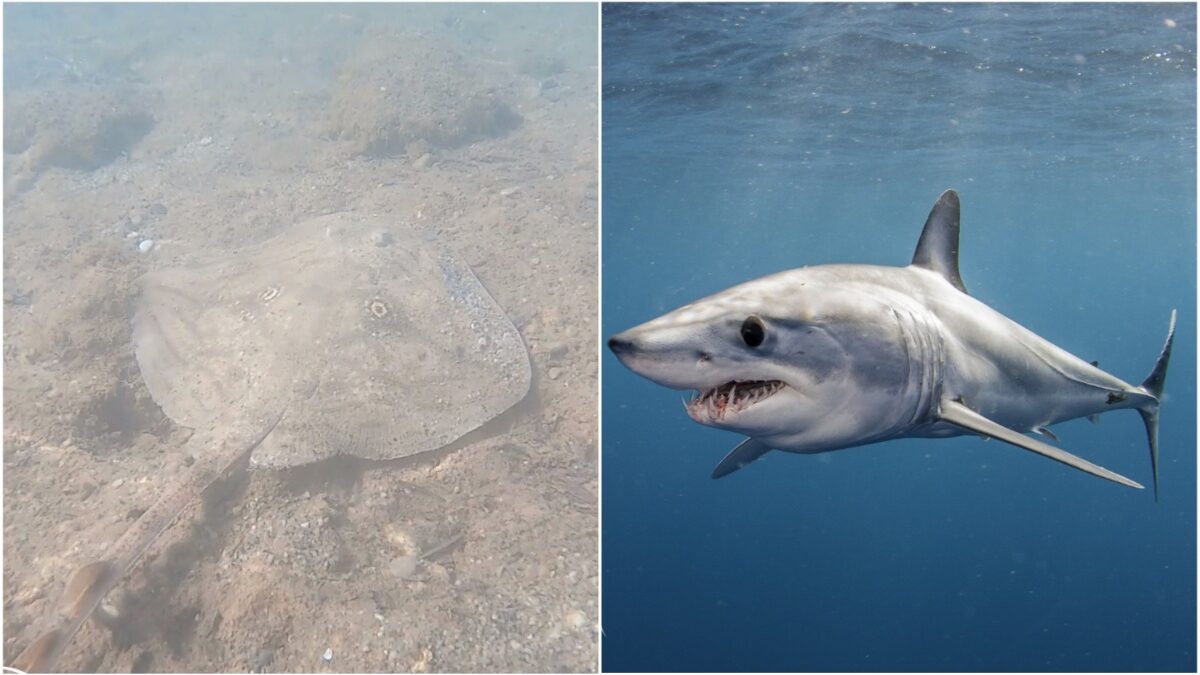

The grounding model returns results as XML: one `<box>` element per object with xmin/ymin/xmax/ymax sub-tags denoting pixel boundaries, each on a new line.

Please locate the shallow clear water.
<box><xmin>4</xmin><ymin>3</ymin><xmax>598</xmax><ymax>671</ymax></box>
<box><xmin>602</xmin><ymin>3</ymin><xmax>1196</xmax><ymax>672</ymax></box>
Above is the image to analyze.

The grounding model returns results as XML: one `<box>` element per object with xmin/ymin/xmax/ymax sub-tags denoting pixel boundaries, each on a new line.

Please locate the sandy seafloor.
<box><xmin>2</xmin><ymin>4</ymin><xmax>597</xmax><ymax>672</ymax></box>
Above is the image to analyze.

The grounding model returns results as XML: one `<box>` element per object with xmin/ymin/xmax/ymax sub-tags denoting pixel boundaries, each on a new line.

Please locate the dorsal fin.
<box><xmin>911</xmin><ymin>189</ymin><xmax>967</xmax><ymax>294</ymax></box>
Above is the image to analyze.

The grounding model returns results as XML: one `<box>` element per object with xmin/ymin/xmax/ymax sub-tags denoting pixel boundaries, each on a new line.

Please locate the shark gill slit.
<box><xmin>893</xmin><ymin>306</ymin><xmax>944</xmax><ymax>428</ymax></box>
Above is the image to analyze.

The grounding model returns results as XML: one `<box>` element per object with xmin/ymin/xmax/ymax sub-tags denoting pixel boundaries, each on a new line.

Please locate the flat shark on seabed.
<box><xmin>608</xmin><ymin>190</ymin><xmax>1177</xmax><ymax>497</ymax></box>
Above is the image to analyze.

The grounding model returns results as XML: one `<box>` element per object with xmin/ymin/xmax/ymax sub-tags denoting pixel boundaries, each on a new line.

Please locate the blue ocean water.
<box><xmin>601</xmin><ymin>4</ymin><xmax>1196</xmax><ymax>672</ymax></box>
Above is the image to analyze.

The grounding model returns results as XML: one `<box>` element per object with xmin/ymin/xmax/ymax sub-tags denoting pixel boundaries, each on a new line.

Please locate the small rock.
<box><xmin>138</xmin><ymin>239</ymin><xmax>155</xmax><ymax>253</ymax></box>
<box><xmin>322</xmin><ymin>647</ymin><xmax>333</xmax><ymax>662</ymax></box>
<box><xmin>547</xmin><ymin>366</ymin><xmax>562</xmax><ymax>381</ymax></box>
<box><xmin>546</xmin><ymin>341</ymin><xmax>571</xmax><ymax>361</ymax></box>
<box><xmin>12</xmin><ymin>583</ymin><xmax>45</xmax><ymax>608</ymax></box>
<box><xmin>199</xmin><ymin>136</ymin><xmax>213</xmax><ymax>147</ymax></box>
<box><xmin>388</xmin><ymin>556</ymin><xmax>419</xmax><ymax>579</ymax></box>
<box><xmin>97</xmin><ymin>601</ymin><xmax>121</xmax><ymax>622</ymax></box>
<box><xmin>565</xmin><ymin>609</ymin><xmax>587</xmax><ymax>630</ymax></box>
<box><xmin>371</xmin><ymin>231</ymin><xmax>394</xmax><ymax>247</ymax></box>
<box><xmin>112</xmin><ymin>478</ymin><xmax>125</xmax><ymax>488</ymax></box>
<box><xmin>251</xmin><ymin>647</ymin><xmax>274</xmax><ymax>671</ymax></box>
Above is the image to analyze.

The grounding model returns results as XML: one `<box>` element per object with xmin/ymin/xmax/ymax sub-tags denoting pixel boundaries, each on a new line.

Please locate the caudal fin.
<box><xmin>1137</xmin><ymin>309</ymin><xmax>1177</xmax><ymax>501</ymax></box>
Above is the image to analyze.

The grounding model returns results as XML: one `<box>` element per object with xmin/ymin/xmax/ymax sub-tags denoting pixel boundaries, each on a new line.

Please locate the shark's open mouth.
<box><xmin>686</xmin><ymin>380</ymin><xmax>786</xmax><ymax>422</ymax></box>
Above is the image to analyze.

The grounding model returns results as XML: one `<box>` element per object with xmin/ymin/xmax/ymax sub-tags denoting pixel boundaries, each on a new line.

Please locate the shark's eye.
<box><xmin>740</xmin><ymin>315</ymin><xmax>765</xmax><ymax>347</ymax></box>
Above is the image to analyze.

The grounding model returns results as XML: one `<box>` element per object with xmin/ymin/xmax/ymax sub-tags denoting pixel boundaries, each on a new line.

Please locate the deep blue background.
<box><xmin>602</xmin><ymin>4</ymin><xmax>1196</xmax><ymax>672</ymax></box>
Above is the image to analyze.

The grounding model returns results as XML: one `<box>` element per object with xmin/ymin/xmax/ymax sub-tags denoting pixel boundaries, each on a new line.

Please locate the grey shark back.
<box><xmin>608</xmin><ymin>189</ymin><xmax>1176</xmax><ymax>495</ymax></box>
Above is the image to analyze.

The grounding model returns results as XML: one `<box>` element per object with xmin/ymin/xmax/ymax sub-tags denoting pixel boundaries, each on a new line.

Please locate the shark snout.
<box><xmin>606</xmin><ymin>330</ymin><xmax>643</xmax><ymax>375</ymax></box>
<box><xmin>606</xmin><ymin>327</ymin><xmax>713</xmax><ymax>390</ymax></box>
<box><xmin>607</xmin><ymin>330</ymin><xmax>655</xmax><ymax>375</ymax></box>
<box><xmin>607</xmin><ymin>332</ymin><xmax>635</xmax><ymax>355</ymax></box>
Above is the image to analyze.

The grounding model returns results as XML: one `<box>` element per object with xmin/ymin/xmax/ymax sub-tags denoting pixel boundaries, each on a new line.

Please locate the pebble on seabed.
<box><xmin>388</xmin><ymin>555</ymin><xmax>419</xmax><ymax>579</ymax></box>
<box><xmin>322</xmin><ymin>647</ymin><xmax>333</xmax><ymax>662</ymax></box>
<box><xmin>565</xmin><ymin>609</ymin><xmax>587</xmax><ymax>630</ymax></box>
<box><xmin>138</xmin><ymin>239</ymin><xmax>155</xmax><ymax>253</ymax></box>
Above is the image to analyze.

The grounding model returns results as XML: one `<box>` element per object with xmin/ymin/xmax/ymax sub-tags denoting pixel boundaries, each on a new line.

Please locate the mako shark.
<box><xmin>608</xmin><ymin>190</ymin><xmax>1176</xmax><ymax>495</ymax></box>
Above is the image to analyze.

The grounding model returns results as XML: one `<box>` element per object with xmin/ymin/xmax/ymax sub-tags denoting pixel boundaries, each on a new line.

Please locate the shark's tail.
<box><xmin>1136</xmin><ymin>309</ymin><xmax>1177</xmax><ymax>501</ymax></box>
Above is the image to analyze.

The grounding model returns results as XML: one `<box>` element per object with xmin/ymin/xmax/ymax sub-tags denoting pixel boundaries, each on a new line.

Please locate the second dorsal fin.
<box><xmin>911</xmin><ymin>189</ymin><xmax>967</xmax><ymax>294</ymax></box>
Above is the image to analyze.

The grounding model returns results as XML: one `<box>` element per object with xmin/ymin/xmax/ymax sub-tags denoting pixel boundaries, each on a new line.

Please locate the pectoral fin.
<box><xmin>938</xmin><ymin>399</ymin><xmax>1142</xmax><ymax>489</ymax></box>
<box><xmin>712</xmin><ymin>438</ymin><xmax>772</xmax><ymax>479</ymax></box>
<box><xmin>1033</xmin><ymin>426</ymin><xmax>1059</xmax><ymax>442</ymax></box>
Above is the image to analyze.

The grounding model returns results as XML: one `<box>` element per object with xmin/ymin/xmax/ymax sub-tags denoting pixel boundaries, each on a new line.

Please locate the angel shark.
<box><xmin>608</xmin><ymin>190</ymin><xmax>1176</xmax><ymax>496</ymax></box>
